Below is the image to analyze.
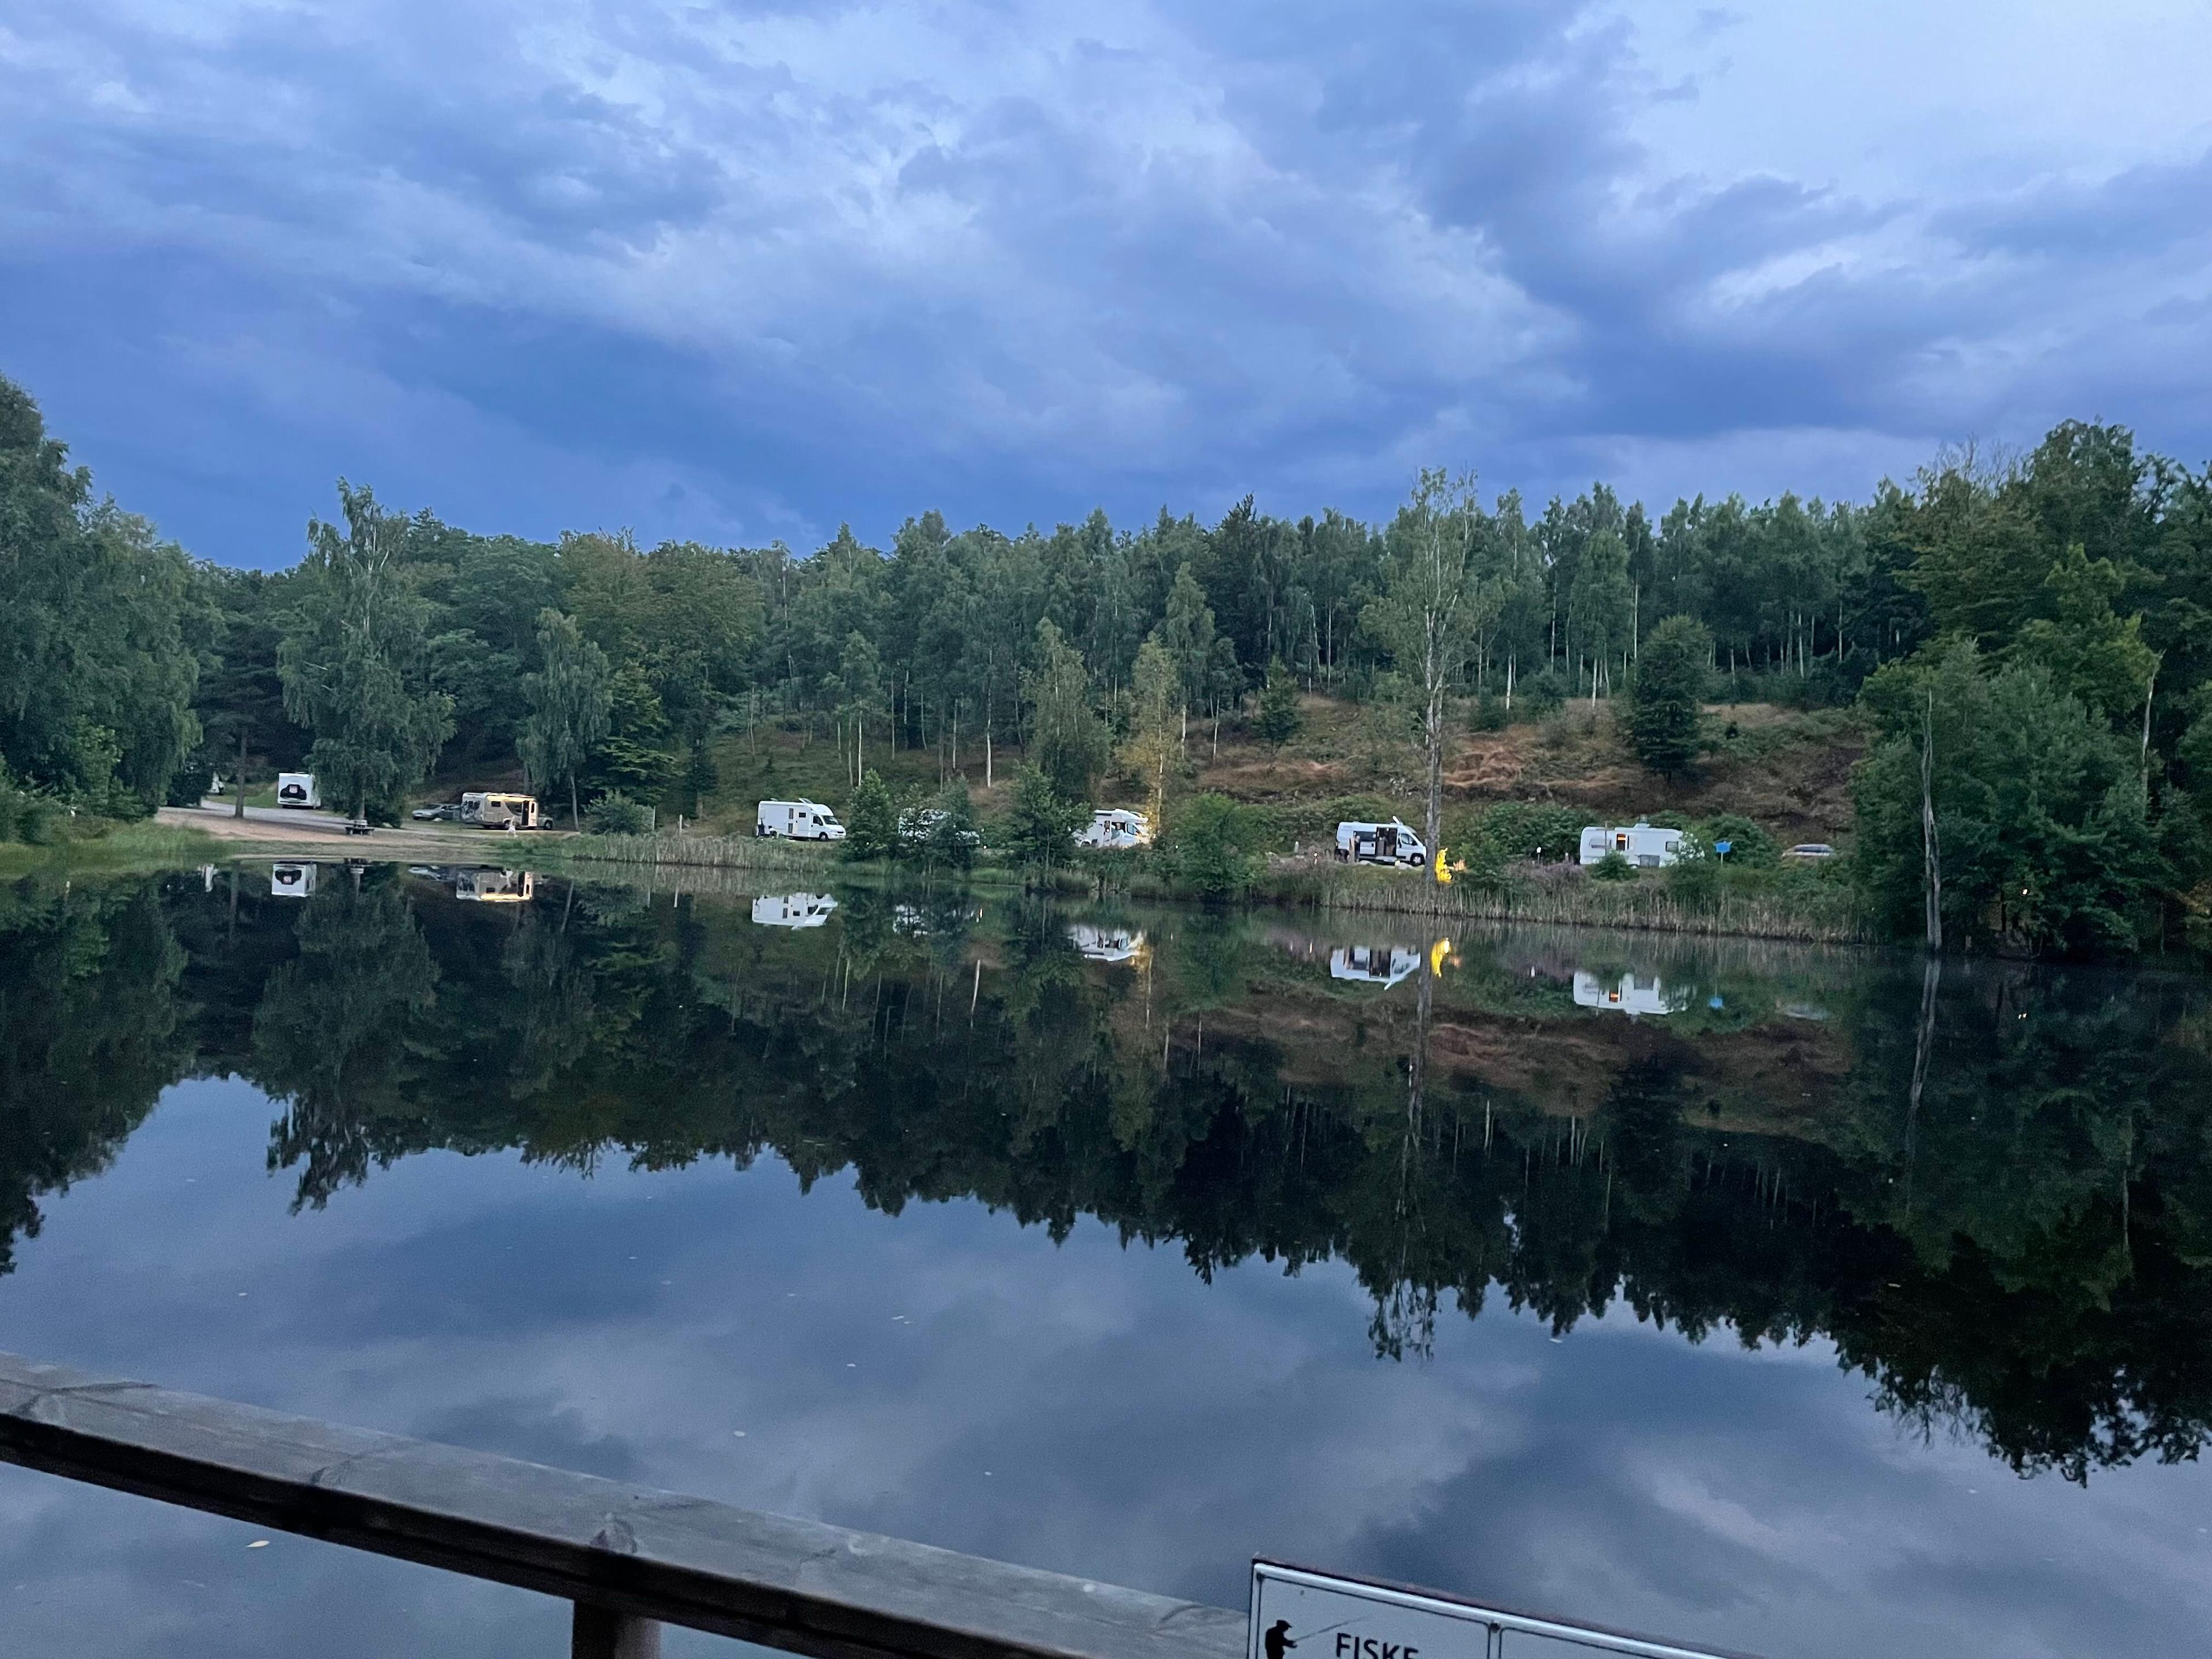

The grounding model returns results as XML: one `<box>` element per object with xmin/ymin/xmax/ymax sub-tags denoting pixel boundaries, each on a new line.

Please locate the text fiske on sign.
<box><xmin>1248</xmin><ymin>1560</ymin><xmax>1763</xmax><ymax>1659</ymax></box>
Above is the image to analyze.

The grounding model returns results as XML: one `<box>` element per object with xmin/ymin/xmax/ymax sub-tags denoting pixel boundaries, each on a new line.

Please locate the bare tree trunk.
<box><xmin>1921</xmin><ymin>688</ymin><xmax>1942</xmax><ymax>952</ymax></box>
<box><xmin>2141</xmin><ymin>666</ymin><xmax>2157</xmax><ymax>793</ymax></box>
<box><xmin>234</xmin><ymin>726</ymin><xmax>247</xmax><ymax>819</ymax></box>
<box><xmin>570</xmin><ymin>772</ymin><xmax>580</xmax><ymax>831</ymax></box>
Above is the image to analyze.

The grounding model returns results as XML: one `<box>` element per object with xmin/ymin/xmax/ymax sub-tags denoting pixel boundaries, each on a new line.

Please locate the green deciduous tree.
<box><xmin>1023</xmin><ymin>619</ymin><xmax>1109</xmax><ymax>803</ymax></box>
<box><xmin>2013</xmin><ymin>544</ymin><xmax>2160</xmax><ymax>722</ymax></box>
<box><xmin>1119</xmin><ymin>637</ymin><xmax>1181</xmax><ymax>829</ymax></box>
<box><xmin>1854</xmin><ymin>639</ymin><xmax>2166</xmax><ymax>953</ymax></box>
<box><xmin>279</xmin><ymin>483</ymin><xmax>455</xmax><ymax>821</ymax></box>
<box><xmin>0</xmin><ymin>377</ymin><xmax>200</xmax><ymax>813</ymax></box>
<box><xmin>1625</xmin><ymin>615</ymin><xmax>1711</xmax><ymax>778</ymax></box>
<box><xmin>519</xmin><ymin>609</ymin><xmax>612</xmax><ymax>829</ymax></box>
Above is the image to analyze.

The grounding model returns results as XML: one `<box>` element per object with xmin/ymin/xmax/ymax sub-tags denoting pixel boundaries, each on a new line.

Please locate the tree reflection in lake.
<box><xmin>2</xmin><ymin>865</ymin><xmax>2210</xmax><ymax>1486</ymax></box>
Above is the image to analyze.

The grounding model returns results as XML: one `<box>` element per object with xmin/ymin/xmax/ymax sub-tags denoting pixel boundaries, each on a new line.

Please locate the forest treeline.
<box><xmin>5</xmin><ymin>370</ymin><xmax>2212</xmax><ymax>950</ymax></box>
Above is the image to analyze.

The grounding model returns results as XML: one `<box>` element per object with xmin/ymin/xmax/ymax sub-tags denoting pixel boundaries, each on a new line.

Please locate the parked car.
<box><xmin>411</xmin><ymin>802</ymin><xmax>462</xmax><ymax>822</ymax></box>
<box><xmin>1784</xmin><ymin>842</ymin><xmax>1838</xmax><ymax>861</ymax></box>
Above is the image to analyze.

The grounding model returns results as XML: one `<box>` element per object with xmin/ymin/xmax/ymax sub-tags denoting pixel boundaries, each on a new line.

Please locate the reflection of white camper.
<box><xmin>1069</xmin><ymin>923</ymin><xmax>1146</xmax><ymax>963</ymax></box>
<box><xmin>1578</xmin><ymin>821</ymin><xmax>1684</xmax><ymax>869</ymax></box>
<box><xmin>752</xmin><ymin>892</ymin><xmax>839</xmax><ymax>929</ymax></box>
<box><xmin>270</xmin><ymin>862</ymin><xmax>317</xmax><ymax>899</ymax></box>
<box><xmin>756</xmin><ymin>799</ymin><xmax>846</xmax><ymax>841</ymax></box>
<box><xmin>1573</xmin><ymin>970</ymin><xmax>1690</xmax><ymax>1017</ymax></box>
<box><xmin>1074</xmin><ymin>809</ymin><xmax>1152</xmax><ymax>850</ymax></box>
<box><xmin>275</xmin><ymin>772</ymin><xmax>320</xmax><ymax>809</ymax></box>
<box><xmin>1331</xmin><ymin>945</ymin><xmax>1421</xmax><ymax>986</ymax></box>
<box><xmin>461</xmin><ymin>791</ymin><xmax>541</xmax><ymax>830</ymax></box>
<box><xmin>1335</xmin><ymin>819</ymin><xmax>1426</xmax><ymax>866</ymax></box>
<box><xmin>454</xmin><ymin>868</ymin><xmax>535</xmax><ymax>903</ymax></box>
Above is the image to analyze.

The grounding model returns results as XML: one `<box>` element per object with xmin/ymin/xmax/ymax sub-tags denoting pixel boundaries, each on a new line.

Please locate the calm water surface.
<box><xmin>2</xmin><ymin>865</ymin><xmax>2209</xmax><ymax>1658</ymax></box>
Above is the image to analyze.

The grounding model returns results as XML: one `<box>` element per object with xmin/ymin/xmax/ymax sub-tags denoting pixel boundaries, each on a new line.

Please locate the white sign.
<box><xmin>1248</xmin><ymin>1561</ymin><xmax>1759</xmax><ymax>1659</ymax></box>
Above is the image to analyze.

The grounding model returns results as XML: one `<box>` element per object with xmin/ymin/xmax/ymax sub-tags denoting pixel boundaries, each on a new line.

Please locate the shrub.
<box><xmin>1166</xmin><ymin>793</ymin><xmax>1262</xmax><ymax>900</ymax></box>
<box><xmin>1590</xmin><ymin>850</ymin><xmax>1637</xmax><ymax>882</ymax></box>
<box><xmin>1698</xmin><ymin>812</ymin><xmax>1778</xmax><ymax>868</ymax></box>
<box><xmin>1666</xmin><ymin>850</ymin><xmax>1724</xmax><ymax>914</ymax></box>
<box><xmin>1517</xmin><ymin>668</ymin><xmax>1569</xmax><ymax>716</ymax></box>
<box><xmin>585</xmin><ymin>791</ymin><xmax>653</xmax><ymax>835</ymax></box>
<box><xmin>1478</xmin><ymin>800</ymin><xmax>1584</xmax><ymax>862</ymax></box>
<box><xmin>924</xmin><ymin>779</ymin><xmax>980</xmax><ymax>870</ymax></box>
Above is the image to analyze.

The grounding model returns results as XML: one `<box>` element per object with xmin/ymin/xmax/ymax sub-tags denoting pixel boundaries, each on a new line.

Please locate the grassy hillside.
<box><xmin>421</xmin><ymin>690</ymin><xmax>1862</xmax><ymax>858</ymax></box>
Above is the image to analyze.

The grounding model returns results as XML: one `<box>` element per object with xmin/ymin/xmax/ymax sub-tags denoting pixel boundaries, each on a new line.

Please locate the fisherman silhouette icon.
<box><xmin>1265</xmin><ymin>1620</ymin><xmax>1298</xmax><ymax>1659</ymax></box>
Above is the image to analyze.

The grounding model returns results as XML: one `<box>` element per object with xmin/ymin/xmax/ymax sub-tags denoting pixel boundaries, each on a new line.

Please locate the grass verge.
<box><xmin>0</xmin><ymin>819</ymin><xmax>228</xmax><ymax>877</ymax></box>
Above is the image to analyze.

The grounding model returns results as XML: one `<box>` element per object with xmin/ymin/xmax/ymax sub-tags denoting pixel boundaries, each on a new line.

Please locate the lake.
<box><xmin>2</xmin><ymin>863</ymin><xmax>2209</xmax><ymax>1658</ymax></box>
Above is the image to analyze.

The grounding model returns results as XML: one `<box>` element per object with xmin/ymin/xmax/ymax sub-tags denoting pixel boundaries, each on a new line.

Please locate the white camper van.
<box><xmin>1578</xmin><ymin>821</ymin><xmax>1685</xmax><ymax>869</ymax></box>
<box><xmin>275</xmin><ymin>772</ymin><xmax>320</xmax><ymax>809</ymax></box>
<box><xmin>1073</xmin><ymin>809</ymin><xmax>1152</xmax><ymax>851</ymax></box>
<box><xmin>270</xmin><ymin>862</ymin><xmax>317</xmax><ymax>899</ymax></box>
<box><xmin>752</xmin><ymin>892</ymin><xmax>838</xmax><ymax>929</ymax></box>
<box><xmin>756</xmin><ymin>799</ymin><xmax>846</xmax><ymax>841</ymax></box>
<box><xmin>1330</xmin><ymin>945</ymin><xmax>1420</xmax><ymax>986</ymax></box>
<box><xmin>1335</xmin><ymin>819</ymin><xmax>1426</xmax><ymax>866</ymax></box>
<box><xmin>461</xmin><ymin>791</ymin><xmax>540</xmax><ymax>830</ymax></box>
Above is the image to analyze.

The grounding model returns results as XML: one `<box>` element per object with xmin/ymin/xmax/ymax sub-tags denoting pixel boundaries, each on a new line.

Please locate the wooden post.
<box><xmin>573</xmin><ymin>1604</ymin><xmax>661</xmax><ymax>1659</ymax></box>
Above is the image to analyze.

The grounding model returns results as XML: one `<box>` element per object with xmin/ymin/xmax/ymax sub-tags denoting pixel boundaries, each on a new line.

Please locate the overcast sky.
<box><xmin>5</xmin><ymin>1</ymin><xmax>2210</xmax><ymax>565</ymax></box>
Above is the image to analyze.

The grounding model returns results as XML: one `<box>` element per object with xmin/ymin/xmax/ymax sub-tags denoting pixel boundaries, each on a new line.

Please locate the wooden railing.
<box><xmin>0</xmin><ymin>1351</ymin><xmax>1247</xmax><ymax>1659</ymax></box>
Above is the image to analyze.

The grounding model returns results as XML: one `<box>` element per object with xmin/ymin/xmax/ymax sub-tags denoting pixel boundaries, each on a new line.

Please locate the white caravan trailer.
<box><xmin>1578</xmin><ymin>821</ymin><xmax>1685</xmax><ymax>869</ymax></box>
<box><xmin>752</xmin><ymin>892</ymin><xmax>839</xmax><ymax>929</ymax></box>
<box><xmin>1330</xmin><ymin>945</ymin><xmax>1420</xmax><ymax>987</ymax></box>
<box><xmin>270</xmin><ymin>862</ymin><xmax>317</xmax><ymax>899</ymax></box>
<box><xmin>756</xmin><ymin>799</ymin><xmax>846</xmax><ymax>841</ymax></box>
<box><xmin>1573</xmin><ymin>970</ymin><xmax>1690</xmax><ymax>1018</ymax></box>
<box><xmin>275</xmin><ymin>772</ymin><xmax>320</xmax><ymax>809</ymax></box>
<box><xmin>1074</xmin><ymin>809</ymin><xmax>1152</xmax><ymax>850</ymax></box>
<box><xmin>1335</xmin><ymin>819</ymin><xmax>1427</xmax><ymax>866</ymax></box>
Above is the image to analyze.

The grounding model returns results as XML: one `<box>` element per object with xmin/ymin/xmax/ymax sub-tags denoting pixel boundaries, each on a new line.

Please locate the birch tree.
<box><xmin>1363</xmin><ymin>469</ymin><xmax>1483</xmax><ymax>888</ymax></box>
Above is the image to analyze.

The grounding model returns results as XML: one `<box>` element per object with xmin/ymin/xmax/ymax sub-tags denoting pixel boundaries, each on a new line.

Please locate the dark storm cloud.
<box><xmin>1</xmin><ymin>0</ymin><xmax>2207</xmax><ymax>555</ymax></box>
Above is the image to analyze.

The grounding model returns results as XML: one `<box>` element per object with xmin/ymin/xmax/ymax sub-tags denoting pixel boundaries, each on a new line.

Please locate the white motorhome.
<box><xmin>1573</xmin><ymin>970</ymin><xmax>1690</xmax><ymax>1018</ymax></box>
<box><xmin>275</xmin><ymin>772</ymin><xmax>320</xmax><ymax>810</ymax></box>
<box><xmin>752</xmin><ymin>892</ymin><xmax>839</xmax><ymax>929</ymax></box>
<box><xmin>1068</xmin><ymin>922</ymin><xmax>1146</xmax><ymax>963</ymax></box>
<box><xmin>270</xmin><ymin>862</ymin><xmax>317</xmax><ymax>899</ymax></box>
<box><xmin>454</xmin><ymin>868</ymin><xmax>535</xmax><ymax>903</ymax></box>
<box><xmin>1335</xmin><ymin>819</ymin><xmax>1426</xmax><ymax>866</ymax></box>
<box><xmin>756</xmin><ymin>799</ymin><xmax>846</xmax><ymax>841</ymax></box>
<box><xmin>1074</xmin><ymin>809</ymin><xmax>1152</xmax><ymax>851</ymax></box>
<box><xmin>1578</xmin><ymin>821</ymin><xmax>1685</xmax><ymax>869</ymax></box>
<box><xmin>1330</xmin><ymin>945</ymin><xmax>1420</xmax><ymax>987</ymax></box>
<box><xmin>461</xmin><ymin>791</ymin><xmax>541</xmax><ymax>830</ymax></box>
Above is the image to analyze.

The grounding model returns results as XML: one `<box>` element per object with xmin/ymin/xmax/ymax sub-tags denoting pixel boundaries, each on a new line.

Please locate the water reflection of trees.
<box><xmin>2</xmin><ymin>872</ymin><xmax>2210</xmax><ymax>1483</ymax></box>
